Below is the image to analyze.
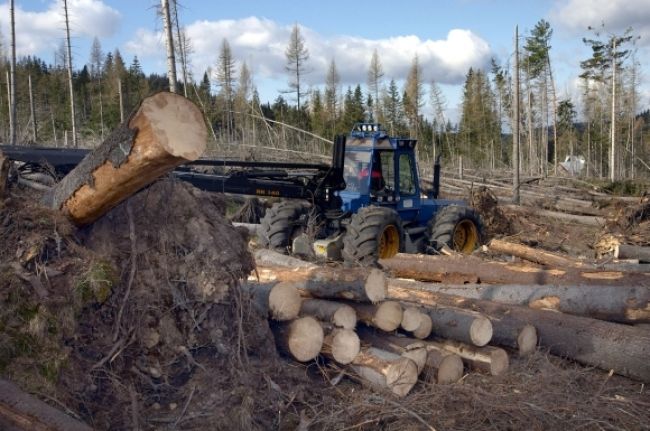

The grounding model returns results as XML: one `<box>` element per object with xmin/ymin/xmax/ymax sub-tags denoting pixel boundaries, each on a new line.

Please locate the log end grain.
<box><xmin>365</xmin><ymin>268</ymin><xmax>388</xmax><ymax>303</ymax></box>
<box><xmin>436</xmin><ymin>354</ymin><xmax>464</xmax><ymax>384</ymax></box>
<box><xmin>412</xmin><ymin>312</ymin><xmax>433</xmax><ymax>340</ymax></box>
<box><xmin>374</xmin><ymin>301</ymin><xmax>403</xmax><ymax>332</ymax></box>
<box><xmin>329</xmin><ymin>329</ymin><xmax>361</xmax><ymax>365</ymax></box>
<box><xmin>400</xmin><ymin>307</ymin><xmax>422</xmax><ymax>332</ymax></box>
<box><xmin>517</xmin><ymin>324</ymin><xmax>538</xmax><ymax>356</ymax></box>
<box><xmin>287</xmin><ymin>316</ymin><xmax>324</xmax><ymax>362</ymax></box>
<box><xmin>269</xmin><ymin>282</ymin><xmax>303</xmax><ymax>321</ymax></box>
<box><xmin>401</xmin><ymin>347</ymin><xmax>428</xmax><ymax>375</ymax></box>
<box><xmin>385</xmin><ymin>357</ymin><xmax>419</xmax><ymax>397</ymax></box>
<box><xmin>488</xmin><ymin>348</ymin><xmax>510</xmax><ymax>376</ymax></box>
<box><xmin>470</xmin><ymin>316</ymin><xmax>493</xmax><ymax>347</ymax></box>
<box><xmin>332</xmin><ymin>305</ymin><xmax>357</xmax><ymax>330</ymax></box>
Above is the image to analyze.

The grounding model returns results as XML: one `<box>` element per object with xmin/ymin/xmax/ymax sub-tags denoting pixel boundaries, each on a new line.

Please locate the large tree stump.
<box><xmin>47</xmin><ymin>92</ymin><xmax>206</xmax><ymax>225</ymax></box>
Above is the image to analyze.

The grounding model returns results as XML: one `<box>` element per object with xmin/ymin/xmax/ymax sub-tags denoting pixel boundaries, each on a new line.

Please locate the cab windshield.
<box><xmin>343</xmin><ymin>151</ymin><xmax>371</xmax><ymax>193</ymax></box>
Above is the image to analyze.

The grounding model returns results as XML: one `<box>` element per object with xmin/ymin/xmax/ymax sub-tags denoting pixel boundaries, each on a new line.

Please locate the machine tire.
<box><xmin>259</xmin><ymin>201</ymin><xmax>307</xmax><ymax>253</ymax></box>
<box><xmin>342</xmin><ymin>206</ymin><xmax>403</xmax><ymax>266</ymax></box>
<box><xmin>427</xmin><ymin>205</ymin><xmax>483</xmax><ymax>254</ymax></box>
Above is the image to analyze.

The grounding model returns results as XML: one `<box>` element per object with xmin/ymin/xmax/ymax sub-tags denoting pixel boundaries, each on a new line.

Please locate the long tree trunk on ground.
<box><xmin>45</xmin><ymin>92</ymin><xmax>206</xmax><ymax>225</ymax></box>
<box><xmin>389</xmin><ymin>282</ymin><xmax>650</xmax><ymax>381</ymax></box>
<box><xmin>380</xmin><ymin>254</ymin><xmax>650</xmax><ymax>286</ymax></box>
<box><xmin>615</xmin><ymin>244</ymin><xmax>650</xmax><ymax>263</ymax></box>
<box><xmin>488</xmin><ymin>238</ymin><xmax>584</xmax><ymax>268</ymax></box>
<box><xmin>63</xmin><ymin>0</ymin><xmax>77</xmax><ymax>147</ymax></box>
<box><xmin>391</xmin><ymin>280</ymin><xmax>650</xmax><ymax>324</ymax></box>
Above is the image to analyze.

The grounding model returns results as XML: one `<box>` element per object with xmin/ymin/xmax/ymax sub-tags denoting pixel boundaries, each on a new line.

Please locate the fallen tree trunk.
<box><xmin>253</xmin><ymin>249</ymin><xmax>317</xmax><ymax>269</ymax></box>
<box><xmin>272</xmin><ymin>316</ymin><xmax>324</xmax><ymax>362</ymax></box>
<box><xmin>47</xmin><ymin>92</ymin><xmax>206</xmax><ymax>225</ymax></box>
<box><xmin>300</xmin><ymin>298</ymin><xmax>357</xmax><ymax>329</ymax></box>
<box><xmin>254</xmin><ymin>266</ymin><xmax>387</xmax><ymax>303</ymax></box>
<box><xmin>502</xmin><ymin>204</ymin><xmax>605</xmax><ymax>226</ymax></box>
<box><xmin>243</xmin><ymin>281</ymin><xmax>303</xmax><ymax>321</ymax></box>
<box><xmin>357</xmin><ymin>327</ymin><xmax>428</xmax><ymax>375</ymax></box>
<box><xmin>350</xmin><ymin>301</ymin><xmax>403</xmax><ymax>332</ymax></box>
<box><xmin>419</xmin><ymin>304</ymin><xmax>492</xmax><ymax>347</ymax></box>
<box><xmin>389</xmin><ymin>280</ymin><xmax>538</xmax><ymax>356</ymax></box>
<box><xmin>388</xmin><ymin>283</ymin><xmax>650</xmax><ymax>381</ymax></box>
<box><xmin>616</xmin><ymin>244</ymin><xmax>650</xmax><ymax>263</ymax></box>
<box><xmin>395</xmin><ymin>281</ymin><xmax>650</xmax><ymax>324</ymax></box>
<box><xmin>488</xmin><ymin>238</ymin><xmax>585</xmax><ymax>268</ymax></box>
<box><xmin>350</xmin><ymin>347</ymin><xmax>419</xmax><ymax>397</ymax></box>
<box><xmin>427</xmin><ymin>339</ymin><xmax>509</xmax><ymax>376</ymax></box>
<box><xmin>320</xmin><ymin>326</ymin><xmax>360</xmax><ymax>365</ymax></box>
<box><xmin>380</xmin><ymin>254</ymin><xmax>650</xmax><ymax>287</ymax></box>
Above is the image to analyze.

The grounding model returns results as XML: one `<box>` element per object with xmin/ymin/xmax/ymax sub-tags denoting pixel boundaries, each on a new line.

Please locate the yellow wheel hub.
<box><xmin>453</xmin><ymin>220</ymin><xmax>478</xmax><ymax>254</ymax></box>
<box><xmin>378</xmin><ymin>225</ymin><xmax>400</xmax><ymax>258</ymax></box>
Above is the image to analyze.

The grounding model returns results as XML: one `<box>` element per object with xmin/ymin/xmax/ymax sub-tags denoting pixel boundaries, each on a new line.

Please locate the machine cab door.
<box><xmin>395</xmin><ymin>151</ymin><xmax>420</xmax><ymax>222</ymax></box>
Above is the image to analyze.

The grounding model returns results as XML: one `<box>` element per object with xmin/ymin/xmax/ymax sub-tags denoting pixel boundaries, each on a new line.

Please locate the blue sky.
<box><xmin>2</xmin><ymin>0</ymin><xmax>649</xmax><ymax>122</ymax></box>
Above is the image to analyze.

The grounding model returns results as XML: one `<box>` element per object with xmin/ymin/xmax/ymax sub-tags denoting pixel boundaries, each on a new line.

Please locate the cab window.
<box><xmin>398</xmin><ymin>153</ymin><xmax>416</xmax><ymax>195</ymax></box>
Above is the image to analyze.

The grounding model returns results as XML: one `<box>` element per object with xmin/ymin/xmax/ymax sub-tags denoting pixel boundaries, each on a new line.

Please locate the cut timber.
<box><xmin>420</xmin><ymin>342</ymin><xmax>464</xmax><ymax>384</ymax></box>
<box><xmin>321</xmin><ymin>326</ymin><xmax>360</xmax><ymax>365</ymax></box>
<box><xmin>400</xmin><ymin>306</ymin><xmax>424</xmax><ymax>331</ymax></box>
<box><xmin>0</xmin><ymin>378</ymin><xmax>93</xmax><ymax>431</ymax></box>
<box><xmin>350</xmin><ymin>347</ymin><xmax>418</xmax><ymax>397</ymax></box>
<box><xmin>615</xmin><ymin>244</ymin><xmax>650</xmax><ymax>263</ymax></box>
<box><xmin>502</xmin><ymin>204</ymin><xmax>605</xmax><ymax>226</ymax></box>
<box><xmin>254</xmin><ymin>266</ymin><xmax>387</xmax><ymax>303</ymax></box>
<box><xmin>357</xmin><ymin>327</ymin><xmax>428</xmax><ymax>375</ymax></box>
<box><xmin>489</xmin><ymin>238</ymin><xmax>584</xmax><ymax>268</ymax></box>
<box><xmin>399</xmin><ymin>281</ymin><xmax>650</xmax><ymax>324</ymax></box>
<box><xmin>421</xmin><ymin>304</ymin><xmax>492</xmax><ymax>347</ymax></box>
<box><xmin>272</xmin><ymin>316</ymin><xmax>324</xmax><ymax>362</ymax></box>
<box><xmin>389</xmin><ymin>280</ymin><xmax>538</xmax><ymax>355</ymax></box>
<box><xmin>429</xmin><ymin>339</ymin><xmax>509</xmax><ymax>376</ymax></box>
<box><xmin>411</xmin><ymin>312</ymin><xmax>433</xmax><ymax>340</ymax></box>
<box><xmin>389</xmin><ymin>283</ymin><xmax>650</xmax><ymax>381</ymax></box>
<box><xmin>242</xmin><ymin>281</ymin><xmax>302</xmax><ymax>321</ymax></box>
<box><xmin>300</xmin><ymin>298</ymin><xmax>357</xmax><ymax>329</ymax></box>
<box><xmin>47</xmin><ymin>92</ymin><xmax>206</xmax><ymax>225</ymax></box>
<box><xmin>350</xmin><ymin>301</ymin><xmax>403</xmax><ymax>332</ymax></box>
<box><xmin>0</xmin><ymin>151</ymin><xmax>9</xmax><ymax>197</ymax></box>
<box><xmin>380</xmin><ymin>254</ymin><xmax>650</xmax><ymax>286</ymax></box>
<box><xmin>253</xmin><ymin>249</ymin><xmax>317</xmax><ymax>269</ymax></box>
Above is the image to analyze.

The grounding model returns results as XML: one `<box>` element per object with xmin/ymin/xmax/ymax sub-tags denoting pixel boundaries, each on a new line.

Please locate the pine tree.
<box><xmin>324</xmin><ymin>59</ymin><xmax>339</xmax><ymax>135</ymax></box>
<box><xmin>285</xmin><ymin>23</ymin><xmax>309</xmax><ymax>114</ymax></box>
<box><xmin>404</xmin><ymin>55</ymin><xmax>424</xmax><ymax>139</ymax></box>
<box><xmin>367</xmin><ymin>49</ymin><xmax>384</xmax><ymax>123</ymax></box>
<box><xmin>383</xmin><ymin>79</ymin><xmax>404</xmax><ymax>135</ymax></box>
<box><xmin>215</xmin><ymin>38</ymin><xmax>236</xmax><ymax>136</ymax></box>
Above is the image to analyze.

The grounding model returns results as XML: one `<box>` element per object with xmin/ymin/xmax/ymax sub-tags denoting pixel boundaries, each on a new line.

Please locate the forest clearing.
<box><xmin>2</xmin><ymin>0</ymin><xmax>650</xmax><ymax>429</ymax></box>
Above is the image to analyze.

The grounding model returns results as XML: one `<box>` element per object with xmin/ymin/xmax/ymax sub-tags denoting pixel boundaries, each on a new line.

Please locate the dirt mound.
<box><xmin>0</xmin><ymin>179</ymin><xmax>307</xmax><ymax>429</ymax></box>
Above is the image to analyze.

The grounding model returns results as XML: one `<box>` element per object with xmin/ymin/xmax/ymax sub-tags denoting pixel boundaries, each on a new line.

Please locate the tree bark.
<box><xmin>349</xmin><ymin>301</ymin><xmax>403</xmax><ymax>332</ymax></box>
<box><xmin>253</xmin><ymin>249</ymin><xmax>317</xmax><ymax>269</ymax></box>
<box><xmin>394</xmin><ymin>281</ymin><xmax>650</xmax><ymax>324</ymax></box>
<box><xmin>388</xmin><ymin>283</ymin><xmax>650</xmax><ymax>381</ymax></box>
<box><xmin>271</xmin><ymin>316</ymin><xmax>324</xmax><ymax>362</ymax></box>
<box><xmin>46</xmin><ymin>92</ymin><xmax>206</xmax><ymax>225</ymax></box>
<box><xmin>419</xmin><ymin>304</ymin><xmax>492</xmax><ymax>347</ymax></box>
<box><xmin>0</xmin><ymin>152</ymin><xmax>9</xmax><ymax>197</ymax></box>
<box><xmin>488</xmin><ymin>238</ymin><xmax>584</xmax><ymax>268</ymax></box>
<box><xmin>300</xmin><ymin>298</ymin><xmax>357</xmax><ymax>329</ymax></box>
<box><xmin>380</xmin><ymin>254</ymin><xmax>650</xmax><ymax>287</ymax></box>
<box><xmin>400</xmin><ymin>306</ymin><xmax>432</xmax><ymax>339</ymax></box>
<box><xmin>349</xmin><ymin>347</ymin><xmax>419</xmax><ymax>397</ymax></box>
<box><xmin>428</xmin><ymin>339</ymin><xmax>509</xmax><ymax>376</ymax></box>
<box><xmin>389</xmin><ymin>280</ymin><xmax>538</xmax><ymax>356</ymax></box>
<box><xmin>255</xmin><ymin>265</ymin><xmax>387</xmax><ymax>303</ymax></box>
<box><xmin>502</xmin><ymin>204</ymin><xmax>605</xmax><ymax>226</ymax></box>
<box><xmin>243</xmin><ymin>281</ymin><xmax>303</xmax><ymax>321</ymax></box>
<box><xmin>615</xmin><ymin>244</ymin><xmax>650</xmax><ymax>263</ymax></box>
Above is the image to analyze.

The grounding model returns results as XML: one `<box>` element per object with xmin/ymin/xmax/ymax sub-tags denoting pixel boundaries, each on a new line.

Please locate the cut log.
<box><xmin>242</xmin><ymin>281</ymin><xmax>302</xmax><ymax>321</ymax></box>
<box><xmin>350</xmin><ymin>347</ymin><xmax>419</xmax><ymax>397</ymax></box>
<box><xmin>350</xmin><ymin>301</ymin><xmax>403</xmax><ymax>332</ymax></box>
<box><xmin>398</xmin><ymin>281</ymin><xmax>650</xmax><ymax>324</ymax></box>
<box><xmin>253</xmin><ymin>249</ymin><xmax>317</xmax><ymax>269</ymax></box>
<box><xmin>428</xmin><ymin>339</ymin><xmax>509</xmax><ymax>376</ymax></box>
<box><xmin>488</xmin><ymin>238</ymin><xmax>584</xmax><ymax>268</ymax></box>
<box><xmin>389</xmin><ymin>280</ymin><xmax>538</xmax><ymax>356</ymax></box>
<box><xmin>300</xmin><ymin>298</ymin><xmax>357</xmax><ymax>329</ymax></box>
<box><xmin>502</xmin><ymin>204</ymin><xmax>605</xmax><ymax>226</ymax></box>
<box><xmin>380</xmin><ymin>253</ymin><xmax>650</xmax><ymax>287</ymax></box>
<box><xmin>615</xmin><ymin>244</ymin><xmax>650</xmax><ymax>263</ymax></box>
<box><xmin>0</xmin><ymin>151</ymin><xmax>9</xmax><ymax>197</ymax></box>
<box><xmin>254</xmin><ymin>266</ymin><xmax>387</xmax><ymax>303</ymax></box>
<box><xmin>47</xmin><ymin>92</ymin><xmax>206</xmax><ymax>225</ymax></box>
<box><xmin>272</xmin><ymin>316</ymin><xmax>324</xmax><ymax>362</ymax></box>
<box><xmin>419</xmin><ymin>304</ymin><xmax>492</xmax><ymax>347</ymax></box>
<box><xmin>357</xmin><ymin>327</ymin><xmax>428</xmax><ymax>374</ymax></box>
<box><xmin>412</xmin><ymin>312</ymin><xmax>433</xmax><ymax>340</ymax></box>
<box><xmin>420</xmin><ymin>342</ymin><xmax>464</xmax><ymax>384</ymax></box>
<box><xmin>388</xmin><ymin>284</ymin><xmax>650</xmax><ymax>381</ymax></box>
<box><xmin>400</xmin><ymin>306</ymin><xmax>424</xmax><ymax>332</ymax></box>
<box><xmin>321</xmin><ymin>326</ymin><xmax>360</xmax><ymax>365</ymax></box>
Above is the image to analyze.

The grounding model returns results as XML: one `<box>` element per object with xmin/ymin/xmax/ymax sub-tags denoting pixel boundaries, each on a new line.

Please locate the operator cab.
<box><xmin>339</xmin><ymin>124</ymin><xmax>421</xmax><ymax>223</ymax></box>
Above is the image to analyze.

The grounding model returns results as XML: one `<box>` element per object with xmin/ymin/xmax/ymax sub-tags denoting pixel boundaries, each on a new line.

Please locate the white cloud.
<box><xmin>124</xmin><ymin>16</ymin><xmax>492</xmax><ymax>88</ymax></box>
<box><xmin>551</xmin><ymin>0</ymin><xmax>650</xmax><ymax>45</ymax></box>
<box><xmin>0</xmin><ymin>0</ymin><xmax>121</xmax><ymax>57</ymax></box>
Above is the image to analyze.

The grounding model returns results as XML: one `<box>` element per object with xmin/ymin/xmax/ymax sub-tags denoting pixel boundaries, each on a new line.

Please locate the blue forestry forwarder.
<box><xmin>0</xmin><ymin>123</ymin><xmax>482</xmax><ymax>265</ymax></box>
